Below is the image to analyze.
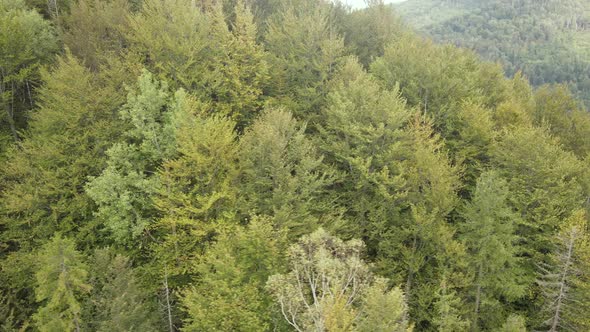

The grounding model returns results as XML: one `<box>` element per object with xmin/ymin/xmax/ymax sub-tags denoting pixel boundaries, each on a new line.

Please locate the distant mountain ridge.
<box><xmin>395</xmin><ymin>0</ymin><xmax>590</xmax><ymax>105</ymax></box>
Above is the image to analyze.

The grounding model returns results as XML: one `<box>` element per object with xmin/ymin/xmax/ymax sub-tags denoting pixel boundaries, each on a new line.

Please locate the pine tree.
<box><xmin>460</xmin><ymin>171</ymin><xmax>525</xmax><ymax>330</ymax></box>
<box><xmin>33</xmin><ymin>235</ymin><xmax>90</xmax><ymax>332</ymax></box>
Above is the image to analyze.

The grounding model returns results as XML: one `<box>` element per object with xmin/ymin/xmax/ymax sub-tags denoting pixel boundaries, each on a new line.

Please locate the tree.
<box><xmin>152</xmin><ymin>103</ymin><xmax>239</xmax><ymax>283</ymax></box>
<box><xmin>460</xmin><ymin>171</ymin><xmax>525</xmax><ymax>330</ymax></box>
<box><xmin>317</xmin><ymin>57</ymin><xmax>410</xmax><ymax>242</ymax></box>
<box><xmin>0</xmin><ymin>0</ymin><xmax>57</xmax><ymax>143</ymax></box>
<box><xmin>264</xmin><ymin>0</ymin><xmax>345</xmax><ymax>118</ymax></box>
<box><xmin>33</xmin><ymin>235</ymin><xmax>90</xmax><ymax>332</ymax></box>
<box><xmin>238</xmin><ymin>108</ymin><xmax>333</xmax><ymax>237</ymax></box>
<box><xmin>181</xmin><ymin>216</ymin><xmax>286</xmax><ymax>331</ymax></box>
<box><xmin>126</xmin><ymin>0</ymin><xmax>267</xmax><ymax>124</ymax></box>
<box><xmin>266</xmin><ymin>228</ymin><xmax>412</xmax><ymax>331</ymax></box>
<box><xmin>537</xmin><ymin>210</ymin><xmax>590</xmax><ymax>332</ymax></box>
<box><xmin>433</xmin><ymin>276</ymin><xmax>469</xmax><ymax>332</ymax></box>
<box><xmin>83</xmin><ymin>248</ymin><xmax>158</xmax><ymax>332</ymax></box>
<box><xmin>495</xmin><ymin>315</ymin><xmax>526</xmax><ymax>332</ymax></box>
<box><xmin>86</xmin><ymin>70</ymin><xmax>177</xmax><ymax>246</ymax></box>
<box><xmin>532</xmin><ymin>84</ymin><xmax>590</xmax><ymax>158</ymax></box>
<box><xmin>62</xmin><ymin>0</ymin><xmax>130</xmax><ymax>71</ymax></box>
<box><xmin>0</xmin><ymin>53</ymin><xmax>127</xmax><ymax>251</ymax></box>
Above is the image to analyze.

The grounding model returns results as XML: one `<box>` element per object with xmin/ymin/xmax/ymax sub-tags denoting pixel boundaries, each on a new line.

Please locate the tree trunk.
<box><xmin>163</xmin><ymin>267</ymin><xmax>174</xmax><ymax>332</ymax></box>
<box><xmin>472</xmin><ymin>263</ymin><xmax>483</xmax><ymax>332</ymax></box>
<box><xmin>550</xmin><ymin>233</ymin><xmax>575</xmax><ymax>332</ymax></box>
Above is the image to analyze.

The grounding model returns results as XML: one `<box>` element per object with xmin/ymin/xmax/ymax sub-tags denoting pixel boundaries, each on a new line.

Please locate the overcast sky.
<box><xmin>343</xmin><ymin>0</ymin><xmax>408</xmax><ymax>9</ymax></box>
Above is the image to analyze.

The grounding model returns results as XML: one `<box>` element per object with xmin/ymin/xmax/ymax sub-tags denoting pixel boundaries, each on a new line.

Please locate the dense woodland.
<box><xmin>396</xmin><ymin>0</ymin><xmax>590</xmax><ymax>105</ymax></box>
<box><xmin>1</xmin><ymin>0</ymin><xmax>590</xmax><ymax>330</ymax></box>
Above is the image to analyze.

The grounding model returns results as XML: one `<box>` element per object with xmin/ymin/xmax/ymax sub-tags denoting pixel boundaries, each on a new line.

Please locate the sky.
<box><xmin>343</xmin><ymin>0</ymin><xmax>408</xmax><ymax>9</ymax></box>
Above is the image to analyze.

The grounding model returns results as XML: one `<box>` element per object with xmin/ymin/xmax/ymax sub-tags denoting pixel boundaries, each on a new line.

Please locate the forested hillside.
<box><xmin>1</xmin><ymin>0</ymin><xmax>590</xmax><ymax>331</ymax></box>
<box><xmin>396</xmin><ymin>0</ymin><xmax>590</xmax><ymax>105</ymax></box>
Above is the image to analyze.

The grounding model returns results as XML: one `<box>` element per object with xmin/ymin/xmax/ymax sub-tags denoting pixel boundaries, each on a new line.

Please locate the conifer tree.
<box><xmin>1</xmin><ymin>53</ymin><xmax>126</xmax><ymax>250</ymax></box>
<box><xmin>433</xmin><ymin>276</ymin><xmax>469</xmax><ymax>332</ymax></box>
<box><xmin>152</xmin><ymin>100</ymin><xmax>239</xmax><ymax>282</ymax></box>
<box><xmin>33</xmin><ymin>235</ymin><xmax>90</xmax><ymax>332</ymax></box>
<box><xmin>460</xmin><ymin>171</ymin><xmax>524</xmax><ymax>330</ymax></box>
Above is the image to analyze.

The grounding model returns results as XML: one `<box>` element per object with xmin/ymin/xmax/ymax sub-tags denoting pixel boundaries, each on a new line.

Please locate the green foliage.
<box><xmin>33</xmin><ymin>235</ymin><xmax>90</xmax><ymax>332</ymax></box>
<box><xmin>1</xmin><ymin>54</ymin><xmax>126</xmax><ymax>250</ymax></box>
<box><xmin>181</xmin><ymin>216</ymin><xmax>285</xmax><ymax>331</ymax></box>
<box><xmin>62</xmin><ymin>0</ymin><xmax>130</xmax><ymax>70</ymax></box>
<box><xmin>84</xmin><ymin>248</ymin><xmax>158</xmax><ymax>332</ymax></box>
<box><xmin>537</xmin><ymin>210</ymin><xmax>590</xmax><ymax>332</ymax></box>
<box><xmin>152</xmin><ymin>105</ymin><xmax>239</xmax><ymax>281</ymax></box>
<box><xmin>460</xmin><ymin>171</ymin><xmax>525</xmax><ymax>330</ymax></box>
<box><xmin>357</xmin><ymin>278</ymin><xmax>413</xmax><ymax>332</ymax></box>
<box><xmin>433</xmin><ymin>277</ymin><xmax>469</xmax><ymax>332</ymax></box>
<box><xmin>495</xmin><ymin>314</ymin><xmax>526</xmax><ymax>332</ymax></box>
<box><xmin>264</xmin><ymin>0</ymin><xmax>345</xmax><ymax>118</ymax></box>
<box><xmin>86</xmin><ymin>70</ymin><xmax>176</xmax><ymax>246</ymax></box>
<box><xmin>2</xmin><ymin>0</ymin><xmax>590</xmax><ymax>330</ymax></box>
<box><xmin>239</xmin><ymin>108</ymin><xmax>333</xmax><ymax>237</ymax></box>
<box><xmin>0</xmin><ymin>0</ymin><xmax>57</xmax><ymax>142</ymax></box>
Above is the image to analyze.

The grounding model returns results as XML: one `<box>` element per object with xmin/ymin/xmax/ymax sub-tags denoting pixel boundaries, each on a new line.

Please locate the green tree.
<box><xmin>495</xmin><ymin>315</ymin><xmax>526</xmax><ymax>332</ymax></box>
<box><xmin>181</xmin><ymin>216</ymin><xmax>286</xmax><ymax>331</ymax></box>
<box><xmin>460</xmin><ymin>171</ymin><xmax>525</xmax><ymax>330</ymax></box>
<box><xmin>433</xmin><ymin>276</ymin><xmax>469</xmax><ymax>332</ymax></box>
<box><xmin>0</xmin><ymin>53</ymin><xmax>127</xmax><ymax>251</ymax></box>
<box><xmin>317</xmin><ymin>57</ymin><xmax>410</xmax><ymax>242</ymax></box>
<box><xmin>0</xmin><ymin>0</ymin><xmax>57</xmax><ymax>142</ymax></box>
<box><xmin>264</xmin><ymin>0</ymin><xmax>345</xmax><ymax>118</ymax></box>
<box><xmin>238</xmin><ymin>107</ymin><xmax>333</xmax><ymax>237</ymax></box>
<box><xmin>86</xmin><ymin>70</ymin><xmax>177</xmax><ymax>246</ymax></box>
<box><xmin>152</xmin><ymin>105</ymin><xmax>239</xmax><ymax>283</ymax></box>
<box><xmin>84</xmin><ymin>248</ymin><xmax>158</xmax><ymax>332</ymax></box>
<box><xmin>62</xmin><ymin>0</ymin><xmax>130</xmax><ymax>71</ymax></box>
<box><xmin>532</xmin><ymin>84</ymin><xmax>590</xmax><ymax>158</ymax></box>
<box><xmin>33</xmin><ymin>235</ymin><xmax>90</xmax><ymax>332</ymax></box>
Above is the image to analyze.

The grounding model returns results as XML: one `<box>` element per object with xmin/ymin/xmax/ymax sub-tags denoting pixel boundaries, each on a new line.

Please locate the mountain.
<box><xmin>396</xmin><ymin>0</ymin><xmax>590</xmax><ymax>105</ymax></box>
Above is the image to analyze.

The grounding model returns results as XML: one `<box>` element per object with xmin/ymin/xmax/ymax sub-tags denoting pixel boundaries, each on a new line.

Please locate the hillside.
<box><xmin>396</xmin><ymin>0</ymin><xmax>590</xmax><ymax>104</ymax></box>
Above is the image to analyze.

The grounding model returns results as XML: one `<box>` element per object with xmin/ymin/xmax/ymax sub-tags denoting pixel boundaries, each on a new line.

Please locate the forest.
<box><xmin>1</xmin><ymin>0</ymin><xmax>590</xmax><ymax>331</ymax></box>
<box><xmin>396</xmin><ymin>0</ymin><xmax>590</xmax><ymax>106</ymax></box>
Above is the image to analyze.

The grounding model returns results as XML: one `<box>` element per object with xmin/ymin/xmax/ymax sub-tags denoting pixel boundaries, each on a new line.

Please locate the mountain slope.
<box><xmin>396</xmin><ymin>0</ymin><xmax>590</xmax><ymax>105</ymax></box>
